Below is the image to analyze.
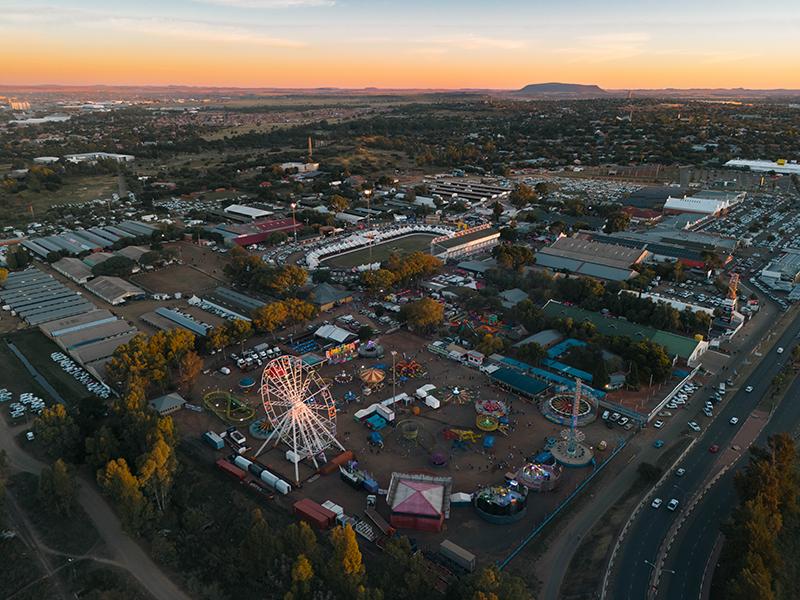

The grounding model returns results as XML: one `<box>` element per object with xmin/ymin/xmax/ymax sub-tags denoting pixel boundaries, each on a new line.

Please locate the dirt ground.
<box><xmin>172</xmin><ymin>329</ymin><xmax>620</xmax><ymax>566</ymax></box>
<box><xmin>130</xmin><ymin>263</ymin><xmax>225</xmax><ymax>297</ymax></box>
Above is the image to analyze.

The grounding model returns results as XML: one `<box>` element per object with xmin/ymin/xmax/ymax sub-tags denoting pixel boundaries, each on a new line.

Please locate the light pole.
<box><xmin>290</xmin><ymin>202</ymin><xmax>298</xmax><ymax>244</ymax></box>
<box><xmin>391</xmin><ymin>350</ymin><xmax>397</xmax><ymax>400</ymax></box>
<box><xmin>363</xmin><ymin>189</ymin><xmax>373</xmax><ymax>263</ymax></box>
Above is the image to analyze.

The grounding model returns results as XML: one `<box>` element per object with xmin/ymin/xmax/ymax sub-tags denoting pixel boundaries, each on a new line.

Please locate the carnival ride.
<box><xmin>549</xmin><ymin>379</ymin><xmax>595</xmax><ymax>467</ymax></box>
<box><xmin>474</xmin><ymin>481</ymin><xmax>529</xmax><ymax>523</ymax></box>
<box><xmin>516</xmin><ymin>462</ymin><xmax>562</xmax><ymax>492</ymax></box>
<box><xmin>256</xmin><ymin>356</ymin><xmax>345</xmax><ymax>483</ymax></box>
<box><xmin>203</xmin><ymin>390</ymin><xmax>256</xmax><ymax>423</ymax></box>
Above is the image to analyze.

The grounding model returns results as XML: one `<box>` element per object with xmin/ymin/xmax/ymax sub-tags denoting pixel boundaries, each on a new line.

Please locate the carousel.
<box><xmin>474</xmin><ymin>480</ymin><xmax>529</xmax><ymax>524</ymax></box>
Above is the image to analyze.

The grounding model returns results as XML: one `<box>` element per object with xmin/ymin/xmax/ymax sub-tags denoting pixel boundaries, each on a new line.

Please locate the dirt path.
<box><xmin>0</xmin><ymin>418</ymin><xmax>191</xmax><ymax>600</ymax></box>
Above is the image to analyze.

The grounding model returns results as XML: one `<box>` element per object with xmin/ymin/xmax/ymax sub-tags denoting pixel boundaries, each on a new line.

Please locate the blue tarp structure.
<box><xmin>541</xmin><ymin>358</ymin><xmax>594</xmax><ymax>383</ymax></box>
<box><xmin>489</xmin><ymin>367</ymin><xmax>549</xmax><ymax>398</ymax></box>
<box><xmin>546</xmin><ymin>338</ymin><xmax>587</xmax><ymax>358</ymax></box>
<box><xmin>483</xmin><ymin>436</ymin><xmax>495</xmax><ymax>449</ymax></box>
<box><xmin>365</xmin><ymin>414</ymin><xmax>387</xmax><ymax>431</ymax></box>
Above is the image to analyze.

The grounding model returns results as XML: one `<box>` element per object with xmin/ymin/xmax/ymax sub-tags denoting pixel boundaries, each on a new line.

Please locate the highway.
<box><xmin>611</xmin><ymin>309</ymin><xmax>800</xmax><ymax>600</ymax></box>
<box><xmin>658</xmin><ymin>365</ymin><xmax>800</xmax><ymax>599</ymax></box>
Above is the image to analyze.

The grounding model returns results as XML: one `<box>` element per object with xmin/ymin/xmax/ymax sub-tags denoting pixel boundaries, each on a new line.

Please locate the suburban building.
<box><xmin>63</xmin><ymin>152</ymin><xmax>135</xmax><ymax>163</ymax></box>
<box><xmin>499</xmin><ymin>288</ymin><xmax>529</xmax><ymax>309</ymax></box>
<box><xmin>148</xmin><ymin>392</ymin><xmax>187</xmax><ymax>416</ymax></box>
<box><xmin>760</xmin><ymin>248</ymin><xmax>800</xmax><ymax>291</ymax></box>
<box><xmin>307</xmin><ymin>282</ymin><xmax>353</xmax><ymax>312</ymax></box>
<box><xmin>224</xmin><ymin>204</ymin><xmax>274</xmax><ymax>221</ymax></box>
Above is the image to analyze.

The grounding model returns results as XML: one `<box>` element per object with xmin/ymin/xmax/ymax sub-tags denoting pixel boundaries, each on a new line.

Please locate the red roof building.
<box><xmin>386</xmin><ymin>472</ymin><xmax>452</xmax><ymax>532</ymax></box>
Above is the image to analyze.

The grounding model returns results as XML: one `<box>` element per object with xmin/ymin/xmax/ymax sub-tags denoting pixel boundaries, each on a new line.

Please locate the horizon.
<box><xmin>2</xmin><ymin>1</ymin><xmax>799</xmax><ymax>89</ymax></box>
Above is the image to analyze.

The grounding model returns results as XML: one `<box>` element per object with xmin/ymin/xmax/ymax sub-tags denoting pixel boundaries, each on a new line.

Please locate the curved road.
<box><xmin>658</xmin><ymin>371</ymin><xmax>800</xmax><ymax>599</ymax></box>
<box><xmin>0</xmin><ymin>420</ymin><xmax>190</xmax><ymax>600</ymax></box>
<box><xmin>611</xmin><ymin>309</ymin><xmax>800</xmax><ymax>600</ymax></box>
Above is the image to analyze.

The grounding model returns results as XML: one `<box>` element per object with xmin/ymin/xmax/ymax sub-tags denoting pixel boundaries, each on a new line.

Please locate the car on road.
<box><xmin>709</xmin><ymin>444</ymin><xmax>720</xmax><ymax>453</ymax></box>
<box><xmin>777</xmin><ymin>347</ymin><xmax>784</xmax><ymax>354</ymax></box>
<box><xmin>653</xmin><ymin>440</ymin><xmax>665</xmax><ymax>448</ymax></box>
<box><xmin>688</xmin><ymin>421</ymin><xmax>701</xmax><ymax>432</ymax></box>
<box><xmin>745</xmin><ymin>386</ymin><xmax>754</xmax><ymax>393</ymax></box>
<box><xmin>667</xmin><ymin>498</ymin><xmax>680</xmax><ymax>511</ymax></box>
<box><xmin>653</xmin><ymin>420</ymin><xmax>664</xmax><ymax>429</ymax></box>
<box><xmin>730</xmin><ymin>416</ymin><xmax>739</xmax><ymax>425</ymax></box>
<box><xmin>651</xmin><ymin>498</ymin><xmax>663</xmax><ymax>509</ymax></box>
<box><xmin>675</xmin><ymin>468</ymin><xmax>686</xmax><ymax>477</ymax></box>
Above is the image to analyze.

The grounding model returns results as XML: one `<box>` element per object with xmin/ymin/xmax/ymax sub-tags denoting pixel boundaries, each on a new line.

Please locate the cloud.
<box><xmin>417</xmin><ymin>34</ymin><xmax>527</xmax><ymax>52</ymax></box>
<box><xmin>557</xmin><ymin>32</ymin><xmax>650</xmax><ymax>62</ymax></box>
<box><xmin>0</xmin><ymin>4</ymin><xmax>306</xmax><ymax>48</ymax></box>
<box><xmin>103</xmin><ymin>16</ymin><xmax>306</xmax><ymax>47</ymax></box>
<box><xmin>194</xmin><ymin>0</ymin><xmax>335</xmax><ymax>7</ymax></box>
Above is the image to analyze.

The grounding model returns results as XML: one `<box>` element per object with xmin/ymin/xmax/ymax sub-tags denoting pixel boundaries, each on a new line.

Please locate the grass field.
<box><xmin>320</xmin><ymin>233</ymin><xmax>435</xmax><ymax>268</ymax></box>
<box><xmin>0</xmin><ymin>175</ymin><xmax>119</xmax><ymax>224</ymax></box>
<box><xmin>7</xmin><ymin>329</ymin><xmax>92</xmax><ymax>405</ymax></box>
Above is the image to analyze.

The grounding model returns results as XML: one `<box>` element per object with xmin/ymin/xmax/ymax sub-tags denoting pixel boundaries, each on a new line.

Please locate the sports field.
<box><xmin>320</xmin><ymin>233</ymin><xmax>436</xmax><ymax>268</ymax></box>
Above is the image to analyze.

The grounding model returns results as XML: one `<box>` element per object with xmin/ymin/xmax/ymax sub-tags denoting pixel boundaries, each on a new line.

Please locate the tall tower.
<box><xmin>307</xmin><ymin>136</ymin><xmax>313</xmax><ymax>162</ymax></box>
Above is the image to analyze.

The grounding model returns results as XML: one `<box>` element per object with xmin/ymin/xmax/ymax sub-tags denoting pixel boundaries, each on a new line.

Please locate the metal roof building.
<box><xmin>71</xmin><ymin>333</ymin><xmax>138</xmax><ymax>364</ymax></box>
<box><xmin>84</xmin><ymin>276</ymin><xmax>146</xmax><ymax>305</ymax></box>
<box><xmin>40</xmin><ymin>309</ymin><xmax>117</xmax><ymax>337</ymax></box>
<box><xmin>211</xmin><ymin>287</ymin><xmax>266</xmax><ymax>314</ymax></box>
<box><xmin>154</xmin><ymin>307</ymin><xmax>209</xmax><ymax>336</ymax></box>
<box><xmin>52</xmin><ymin>257</ymin><xmax>93</xmax><ymax>284</ymax></box>
<box><xmin>0</xmin><ymin>268</ymin><xmax>94</xmax><ymax>325</ymax></box>
<box><xmin>56</xmin><ymin>320</ymin><xmax>136</xmax><ymax>350</ymax></box>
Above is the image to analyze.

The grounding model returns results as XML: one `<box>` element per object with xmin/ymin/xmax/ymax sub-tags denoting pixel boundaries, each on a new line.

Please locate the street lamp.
<box><xmin>290</xmin><ymin>202</ymin><xmax>298</xmax><ymax>244</ymax></box>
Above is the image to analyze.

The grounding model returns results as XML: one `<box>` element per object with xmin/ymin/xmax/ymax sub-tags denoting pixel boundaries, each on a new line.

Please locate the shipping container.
<box><xmin>439</xmin><ymin>539</ymin><xmax>476</xmax><ymax>572</ymax></box>
<box><xmin>320</xmin><ymin>450</ymin><xmax>355</xmax><ymax>475</ymax></box>
<box><xmin>321</xmin><ymin>500</ymin><xmax>344</xmax><ymax>517</ymax></box>
<box><xmin>216</xmin><ymin>459</ymin><xmax>246</xmax><ymax>481</ymax></box>
<box><xmin>203</xmin><ymin>431</ymin><xmax>225</xmax><ymax>450</ymax></box>
<box><xmin>233</xmin><ymin>455</ymin><xmax>253</xmax><ymax>472</ymax></box>
<box><xmin>293</xmin><ymin>499</ymin><xmax>336</xmax><ymax>529</ymax></box>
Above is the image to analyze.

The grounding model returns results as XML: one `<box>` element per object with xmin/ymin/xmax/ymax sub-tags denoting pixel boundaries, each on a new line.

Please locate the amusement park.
<box><xmin>192</xmin><ymin>325</ymin><xmax>624</xmax><ymax>566</ymax></box>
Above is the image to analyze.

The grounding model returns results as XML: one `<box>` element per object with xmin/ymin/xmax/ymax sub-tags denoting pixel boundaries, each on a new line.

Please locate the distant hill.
<box><xmin>513</xmin><ymin>83</ymin><xmax>609</xmax><ymax>98</ymax></box>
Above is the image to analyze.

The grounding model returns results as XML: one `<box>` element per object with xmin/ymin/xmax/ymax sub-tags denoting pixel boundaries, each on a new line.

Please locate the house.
<box><xmin>308</xmin><ymin>283</ymin><xmax>353</xmax><ymax>312</ymax></box>
<box><xmin>499</xmin><ymin>288</ymin><xmax>529</xmax><ymax>309</ymax></box>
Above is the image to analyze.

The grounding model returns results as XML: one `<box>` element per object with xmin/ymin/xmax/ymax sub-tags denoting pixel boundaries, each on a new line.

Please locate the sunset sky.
<box><xmin>2</xmin><ymin>0</ymin><xmax>799</xmax><ymax>89</ymax></box>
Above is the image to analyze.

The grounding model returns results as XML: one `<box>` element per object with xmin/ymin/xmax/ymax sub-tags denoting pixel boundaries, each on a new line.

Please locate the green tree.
<box><xmin>92</xmin><ymin>255</ymin><xmax>136</xmax><ymax>277</ymax></box>
<box><xmin>33</xmin><ymin>404</ymin><xmax>81</xmax><ymax>461</ymax></box>
<box><xmin>99</xmin><ymin>458</ymin><xmax>149</xmax><ymax>532</ymax></box>
<box><xmin>509</xmin><ymin>183</ymin><xmax>537</xmax><ymax>209</ymax></box>
<box><xmin>604</xmin><ymin>211</ymin><xmax>631</xmax><ymax>233</ymax></box>
<box><xmin>401</xmin><ymin>298</ymin><xmax>444</xmax><ymax>331</ymax></box>
<box><xmin>38</xmin><ymin>458</ymin><xmax>76</xmax><ymax>516</ymax></box>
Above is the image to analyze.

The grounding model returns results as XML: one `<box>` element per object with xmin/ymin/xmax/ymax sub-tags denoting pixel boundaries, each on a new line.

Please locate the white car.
<box><xmin>730</xmin><ymin>416</ymin><xmax>739</xmax><ymax>425</ymax></box>
<box><xmin>675</xmin><ymin>467</ymin><xmax>686</xmax><ymax>477</ymax></box>
<box><xmin>229</xmin><ymin>430</ymin><xmax>246</xmax><ymax>445</ymax></box>
<box><xmin>688</xmin><ymin>421</ymin><xmax>701</xmax><ymax>432</ymax></box>
<box><xmin>777</xmin><ymin>347</ymin><xmax>784</xmax><ymax>354</ymax></box>
<box><xmin>653</xmin><ymin>420</ymin><xmax>664</xmax><ymax>429</ymax></box>
<box><xmin>667</xmin><ymin>498</ymin><xmax>680</xmax><ymax>511</ymax></box>
<box><xmin>745</xmin><ymin>386</ymin><xmax>754</xmax><ymax>393</ymax></box>
<box><xmin>651</xmin><ymin>498</ymin><xmax>663</xmax><ymax>509</ymax></box>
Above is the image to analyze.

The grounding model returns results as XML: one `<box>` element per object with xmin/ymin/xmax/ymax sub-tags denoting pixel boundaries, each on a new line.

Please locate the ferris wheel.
<box><xmin>256</xmin><ymin>355</ymin><xmax>344</xmax><ymax>483</ymax></box>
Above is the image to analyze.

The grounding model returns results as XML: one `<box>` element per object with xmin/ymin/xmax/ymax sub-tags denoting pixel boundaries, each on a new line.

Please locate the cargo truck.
<box><xmin>439</xmin><ymin>539</ymin><xmax>476</xmax><ymax>573</ymax></box>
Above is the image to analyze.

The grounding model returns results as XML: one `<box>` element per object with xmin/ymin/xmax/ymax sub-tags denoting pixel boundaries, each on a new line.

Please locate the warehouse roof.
<box><xmin>71</xmin><ymin>332</ymin><xmax>137</xmax><ymax>364</ymax></box>
<box><xmin>149</xmin><ymin>392</ymin><xmax>186</xmax><ymax>415</ymax></box>
<box><xmin>488</xmin><ymin>367</ymin><xmax>549</xmax><ymax>397</ymax></box>
<box><xmin>85</xmin><ymin>277</ymin><xmax>145</xmax><ymax>304</ymax></box>
<box><xmin>499</xmin><ymin>288</ymin><xmax>528</xmax><ymax>308</ymax></box>
<box><xmin>52</xmin><ymin>257</ymin><xmax>93</xmax><ymax>282</ymax></box>
<box><xmin>539</xmin><ymin>236</ymin><xmax>648</xmax><ymax>269</ymax></box>
<box><xmin>57</xmin><ymin>320</ymin><xmax>135</xmax><ymax>350</ymax></box>
<box><xmin>309</xmin><ymin>283</ymin><xmax>352</xmax><ymax>306</ymax></box>
<box><xmin>116</xmin><ymin>245</ymin><xmax>149</xmax><ymax>262</ymax></box>
<box><xmin>40</xmin><ymin>309</ymin><xmax>116</xmax><ymax>337</ymax></box>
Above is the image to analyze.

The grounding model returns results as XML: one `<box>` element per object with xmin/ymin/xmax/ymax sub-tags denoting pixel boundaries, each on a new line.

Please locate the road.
<box><xmin>0</xmin><ymin>419</ymin><xmax>190</xmax><ymax>600</ymax></box>
<box><xmin>658</xmin><ymin>369</ymin><xmax>800</xmax><ymax>599</ymax></box>
<box><xmin>610</xmin><ymin>308</ymin><xmax>800</xmax><ymax>600</ymax></box>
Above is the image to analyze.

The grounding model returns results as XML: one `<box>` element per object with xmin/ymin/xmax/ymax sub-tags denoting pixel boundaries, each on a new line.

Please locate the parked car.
<box><xmin>730</xmin><ymin>416</ymin><xmax>739</xmax><ymax>425</ymax></box>
<box><xmin>229</xmin><ymin>430</ymin><xmax>246</xmax><ymax>445</ymax></box>
<box><xmin>653</xmin><ymin>420</ymin><xmax>664</xmax><ymax>429</ymax></box>
<box><xmin>745</xmin><ymin>386</ymin><xmax>754</xmax><ymax>393</ymax></box>
<box><xmin>651</xmin><ymin>498</ymin><xmax>663</xmax><ymax>509</ymax></box>
<box><xmin>675</xmin><ymin>467</ymin><xmax>686</xmax><ymax>477</ymax></box>
<box><xmin>709</xmin><ymin>444</ymin><xmax>720</xmax><ymax>453</ymax></box>
<box><xmin>688</xmin><ymin>421</ymin><xmax>701</xmax><ymax>432</ymax></box>
<box><xmin>653</xmin><ymin>440</ymin><xmax>665</xmax><ymax>449</ymax></box>
<box><xmin>667</xmin><ymin>498</ymin><xmax>679</xmax><ymax>511</ymax></box>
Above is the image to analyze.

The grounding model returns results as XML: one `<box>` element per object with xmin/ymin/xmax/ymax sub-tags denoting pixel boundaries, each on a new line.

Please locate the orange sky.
<box><xmin>2</xmin><ymin>1</ymin><xmax>799</xmax><ymax>89</ymax></box>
